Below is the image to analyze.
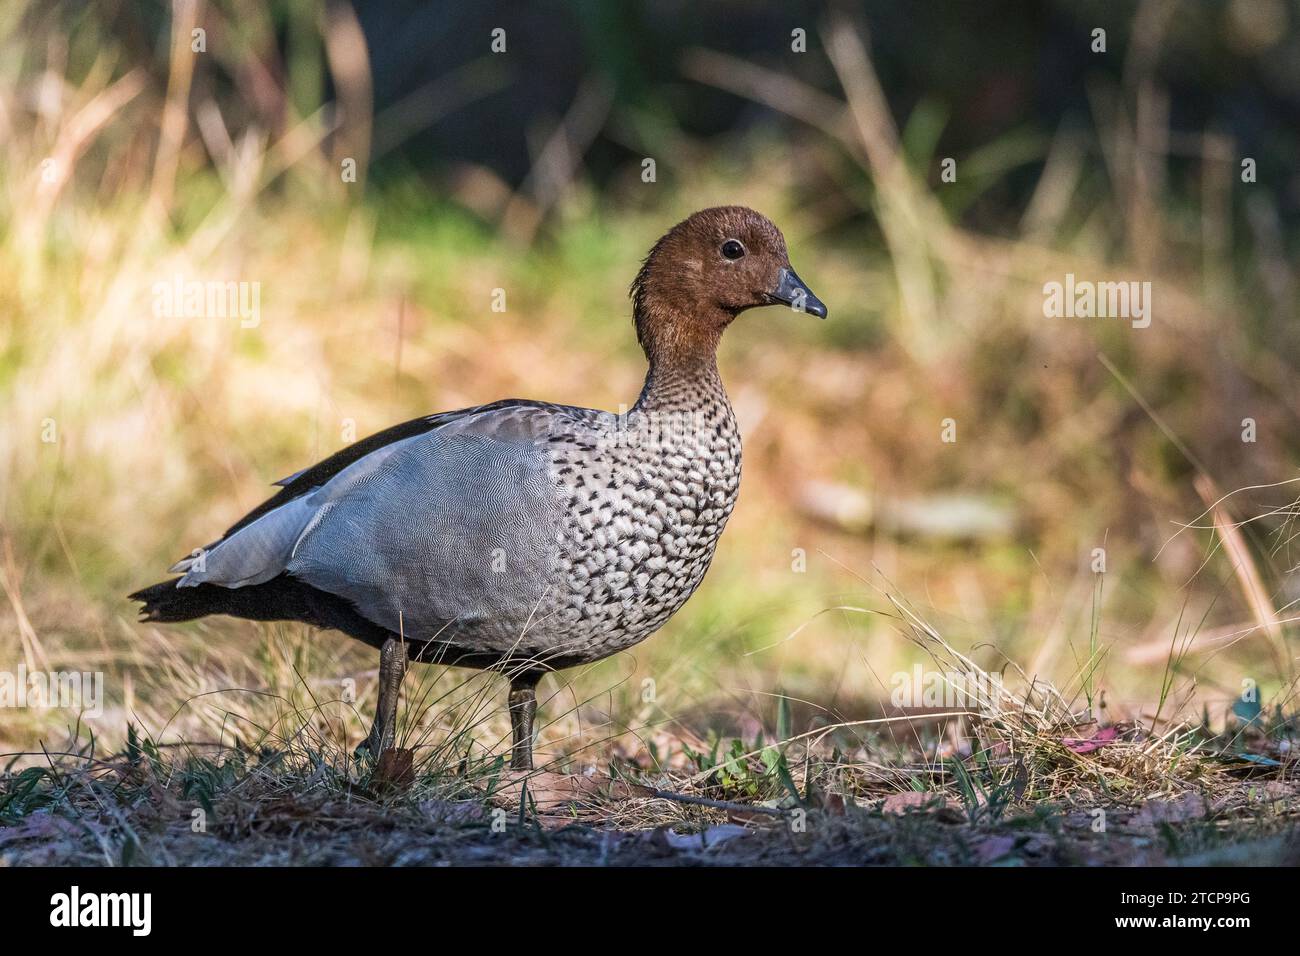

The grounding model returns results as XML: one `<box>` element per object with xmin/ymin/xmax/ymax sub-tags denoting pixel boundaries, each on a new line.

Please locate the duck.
<box><xmin>130</xmin><ymin>206</ymin><xmax>827</xmax><ymax>770</ymax></box>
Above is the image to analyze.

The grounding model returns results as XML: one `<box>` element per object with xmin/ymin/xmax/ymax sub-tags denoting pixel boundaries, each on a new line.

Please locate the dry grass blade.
<box><xmin>323</xmin><ymin>0</ymin><xmax>373</xmax><ymax>186</ymax></box>
<box><xmin>148</xmin><ymin>0</ymin><xmax>200</xmax><ymax>215</ymax></box>
<box><xmin>1194</xmin><ymin>474</ymin><xmax>1287</xmax><ymax>676</ymax></box>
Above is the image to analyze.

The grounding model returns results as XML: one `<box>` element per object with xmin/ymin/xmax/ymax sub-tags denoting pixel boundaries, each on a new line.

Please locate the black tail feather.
<box><xmin>131</xmin><ymin>578</ymin><xmax>314</xmax><ymax>625</ymax></box>
<box><xmin>129</xmin><ymin>579</ymin><xmax>214</xmax><ymax>623</ymax></box>
<box><xmin>128</xmin><ymin>574</ymin><xmax>394</xmax><ymax>650</ymax></box>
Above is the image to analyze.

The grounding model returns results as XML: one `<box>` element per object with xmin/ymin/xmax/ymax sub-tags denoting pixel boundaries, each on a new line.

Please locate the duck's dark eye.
<box><xmin>721</xmin><ymin>239</ymin><xmax>746</xmax><ymax>260</ymax></box>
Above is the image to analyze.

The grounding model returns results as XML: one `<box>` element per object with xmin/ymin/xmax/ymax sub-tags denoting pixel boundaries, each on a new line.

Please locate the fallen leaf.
<box><xmin>371</xmin><ymin>748</ymin><xmax>415</xmax><ymax>792</ymax></box>
<box><xmin>1063</xmin><ymin>726</ymin><xmax>1119</xmax><ymax>753</ymax></box>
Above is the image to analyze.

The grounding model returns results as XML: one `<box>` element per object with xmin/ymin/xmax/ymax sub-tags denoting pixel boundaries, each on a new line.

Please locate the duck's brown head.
<box><xmin>630</xmin><ymin>206</ymin><xmax>827</xmax><ymax>364</ymax></box>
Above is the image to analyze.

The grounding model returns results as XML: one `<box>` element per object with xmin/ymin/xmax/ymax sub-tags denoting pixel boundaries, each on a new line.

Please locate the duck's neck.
<box><xmin>631</xmin><ymin>304</ymin><xmax>729</xmax><ymax>413</ymax></box>
<box><xmin>633</xmin><ymin>355</ymin><xmax>727</xmax><ymax>414</ymax></box>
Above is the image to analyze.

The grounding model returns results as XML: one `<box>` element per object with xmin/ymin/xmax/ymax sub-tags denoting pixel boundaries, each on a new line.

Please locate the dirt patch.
<box><xmin>3</xmin><ymin>758</ymin><xmax>1297</xmax><ymax>866</ymax></box>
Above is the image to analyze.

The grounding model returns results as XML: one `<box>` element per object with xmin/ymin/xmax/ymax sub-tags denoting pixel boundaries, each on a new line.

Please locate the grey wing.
<box><xmin>176</xmin><ymin>415</ymin><xmax>565</xmax><ymax>643</ymax></box>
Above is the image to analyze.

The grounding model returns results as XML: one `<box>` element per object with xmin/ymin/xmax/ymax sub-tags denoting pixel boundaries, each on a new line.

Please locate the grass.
<box><xmin>1</xmin><ymin>1</ymin><xmax>1298</xmax><ymax>864</ymax></box>
<box><xmin>3</xmin><ymin>592</ymin><xmax>1296</xmax><ymax>866</ymax></box>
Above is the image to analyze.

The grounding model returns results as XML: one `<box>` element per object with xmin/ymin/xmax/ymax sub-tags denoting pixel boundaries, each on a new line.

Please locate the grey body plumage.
<box><xmin>173</xmin><ymin>381</ymin><xmax>739</xmax><ymax>669</ymax></box>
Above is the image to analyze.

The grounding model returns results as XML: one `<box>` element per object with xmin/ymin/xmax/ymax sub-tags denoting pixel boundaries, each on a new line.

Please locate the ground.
<box><xmin>4</xmin><ymin>716</ymin><xmax>1297</xmax><ymax>866</ymax></box>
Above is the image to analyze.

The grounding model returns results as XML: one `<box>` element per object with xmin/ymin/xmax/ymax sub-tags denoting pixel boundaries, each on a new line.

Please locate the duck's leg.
<box><xmin>359</xmin><ymin>637</ymin><xmax>406</xmax><ymax>757</ymax></box>
<box><xmin>507</xmin><ymin>672</ymin><xmax>541</xmax><ymax>770</ymax></box>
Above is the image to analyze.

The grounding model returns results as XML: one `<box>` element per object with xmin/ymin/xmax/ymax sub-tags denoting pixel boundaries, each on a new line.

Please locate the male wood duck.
<box><xmin>131</xmin><ymin>206</ymin><xmax>827</xmax><ymax>769</ymax></box>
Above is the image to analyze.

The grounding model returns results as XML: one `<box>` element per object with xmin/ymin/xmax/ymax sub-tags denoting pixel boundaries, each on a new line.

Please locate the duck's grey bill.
<box><xmin>769</xmin><ymin>267</ymin><xmax>828</xmax><ymax>318</ymax></box>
